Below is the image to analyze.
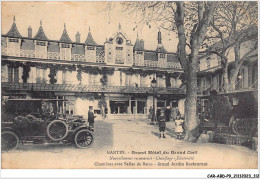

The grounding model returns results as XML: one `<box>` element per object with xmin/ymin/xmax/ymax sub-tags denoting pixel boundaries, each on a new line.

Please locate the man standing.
<box><xmin>88</xmin><ymin>106</ymin><xmax>95</xmax><ymax>128</ymax></box>
<box><xmin>158</xmin><ymin>110</ymin><xmax>166</xmax><ymax>138</ymax></box>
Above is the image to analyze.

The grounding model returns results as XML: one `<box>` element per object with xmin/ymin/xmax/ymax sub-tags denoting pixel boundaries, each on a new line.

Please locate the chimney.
<box><xmin>140</xmin><ymin>39</ymin><xmax>144</xmax><ymax>50</ymax></box>
<box><xmin>76</xmin><ymin>32</ymin><xmax>80</xmax><ymax>43</ymax></box>
<box><xmin>158</xmin><ymin>29</ymin><xmax>162</xmax><ymax>44</ymax></box>
<box><xmin>28</xmin><ymin>26</ymin><xmax>32</xmax><ymax>38</ymax></box>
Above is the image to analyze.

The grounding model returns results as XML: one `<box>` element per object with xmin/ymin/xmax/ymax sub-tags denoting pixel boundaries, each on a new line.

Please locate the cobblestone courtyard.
<box><xmin>1</xmin><ymin>118</ymin><xmax>258</xmax><ymax>169</ymax></box>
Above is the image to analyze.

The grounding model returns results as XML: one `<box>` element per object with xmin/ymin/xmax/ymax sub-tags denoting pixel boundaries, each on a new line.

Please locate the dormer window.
<box><xmin>87</xmin><ymin>46</ymin><xmax>95</xmax><ymax>50</ymax></box>
<box><xmin>116</xmin><ymin>47</ymin><xmax>123</xmax><ymax>50</ymax></box>
<box><xmin>61</xmin><ymin>44</ymin><xmax>70</xmax><ymax>48</ymax></box>
<box><xmin>9</xmin><ymin>38</ymin><xmax>19</xmax><ymax>43</ymax></box>
<box><xmin>160</xmin><ymin>54</ymin><xmax>165</xmax><ymax>58</ymax></box>
<box><xmin>37</xmin><ymin>41</ymin><xmax>46</xmax><ymax>46</ymax></box>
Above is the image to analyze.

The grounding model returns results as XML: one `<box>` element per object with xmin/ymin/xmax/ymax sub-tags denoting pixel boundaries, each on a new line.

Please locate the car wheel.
<box><xmin>1</xmin><ymin>131</ymin><xmax>19</xmax><ymax>151</ymax></box>
<box><xmin>74</xmin><ymin>129</ymin><xmax>94</xmax><ymax>149</ymax></box>
<box><xmin>47</xmin><ymin>120</ymin><xmax>68</xmax><ymax>141</ymax></box>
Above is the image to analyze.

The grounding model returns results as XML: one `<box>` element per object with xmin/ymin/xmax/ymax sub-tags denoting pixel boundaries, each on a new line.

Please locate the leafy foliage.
<box><xmin>48</xmin><ymin>65</ymin><xmax>57</xmax><ymax>84</ymax></box>
<box><xmin>22</xmin><ymin>63</ymin><xmax>31</xmax><ymax>83</ymax></box>
<box><xmin>208</xmin><ymin>90</ymin><xmax>232</xmax><ymax>127</ymax></box>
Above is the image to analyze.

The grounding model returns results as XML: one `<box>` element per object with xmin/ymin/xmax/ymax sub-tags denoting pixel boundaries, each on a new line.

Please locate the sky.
<box><xmin>1</xmin><ymin>1</ymin><xmax>178</xmax><ymax>52</ymax></box>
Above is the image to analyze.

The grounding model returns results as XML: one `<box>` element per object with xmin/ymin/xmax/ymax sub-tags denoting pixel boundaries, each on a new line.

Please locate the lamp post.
<box><xmin>150</xmin><ymin>78</ymin><xmax>157</xmax><ymax>125</ymax></box>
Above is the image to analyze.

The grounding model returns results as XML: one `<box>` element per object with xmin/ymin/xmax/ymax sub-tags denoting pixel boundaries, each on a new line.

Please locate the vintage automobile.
<box><xmin>1</xmin><ymin>98</ymin><xmax>94</xmax><ymax>151</ymax></box>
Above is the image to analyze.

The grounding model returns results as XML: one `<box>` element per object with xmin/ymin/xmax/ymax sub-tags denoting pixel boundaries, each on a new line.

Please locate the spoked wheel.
<box><xmin>1</xmin><ymin>131</ymin><xmax>19</xmax><ymax>151</ymax></box>
<box><xmin>47</xmin><ymin>120</ymin><xmax>68</xmax><ymax>141</ymax></box>
<box><xmin>74</xmin><ymin>129</ymin><xmax>94</xmax><ymax>148</ymax></box>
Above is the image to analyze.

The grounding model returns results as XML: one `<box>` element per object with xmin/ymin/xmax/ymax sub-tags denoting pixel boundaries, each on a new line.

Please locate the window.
<box><xmin>206</xmin><ymin>57</ymin><xmax>211</xmax><ymax>69</ymax></box>
<box><xmin>159</xmin><ymin>54</ymin><xmax>165</xmax><ymax>58</ymax></box>
<box><xmin>62</xmin><ymin>71</ymin><xmax>67</xmax><ymax>84</ymax></box>
<box><xmin>202</xmin><ymin>78</ymin><xmax>206</xmax><ymax>91</ymax></box>
<box><xmin>137</xmin><ymin>101</ymin><xmax>146</xmax><ymax>114</ymax></box>
<box><xmin>37</xmin><ymin>41</ymin><xmax>46</xmax><ymax>46</ymax></box>
<box><xmin>137</xmin><ymin>51</ymin><xmax>143</xmax><ymax>55</ymax></box>
<box><xmin>110</xmin><ymin>101</ymin><xmax>129</xmax><ymax>114</ymax></box>
<box><xmin>87</xmin><ymin>46</ymin><xmax>95</xmax><ymax>50</ymax></box>
<box><xmin>88</xmin><ymin>74</ymin><xmax>98</xmax><ymax>85</ymax></box>
<box><xmin>36</xmin><ymin>68</ymin><xmax>47</xmax><ymax>83</ymax></box>
<box><xmin>116</xmin><ymin>47</ymin><xmax>123</xmax><ymax>50</ymax></box>
<box><xmin>8</xmin><ymin>66</ymin><xmax>19</xmax><ymax>83</ymax></box>
<box><xmin>61</xmin><ymin>44</ymin><xmax>70</xmax><ymax>48</ymax></box>
<box><xmin>9</xmin><ymin>38</ymin><xmax>19</xmax><ymax>43</ymax></box>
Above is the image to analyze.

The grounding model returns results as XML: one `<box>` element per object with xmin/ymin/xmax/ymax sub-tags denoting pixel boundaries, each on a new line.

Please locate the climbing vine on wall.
<box><xmin>48</xmin><ymin>65</ymin><xmax>58</xmax><ymax>84</ymax></box>
<box><xmin>77</xmin><ymin>65</ymin><xmax>82</xmax><ymax>84</ymax></box>
<box><xmin>100</xmin><ymin>74</ymin><xmax>108</xmax><ymax>86</ymax></box>
<box><xmin>118</xmin><ymin>67</ymin><xmax>182</xmax><ymax>79</ymax></box>
<box><xmin>22</xmin><ymin>63</ymin><xmax>31</xmax><ymax>83</ymax></box>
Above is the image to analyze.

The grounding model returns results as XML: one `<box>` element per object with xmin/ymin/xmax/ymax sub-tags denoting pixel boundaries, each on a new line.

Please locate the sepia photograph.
<box><xmin>1</xmin><ymin>0</ymin><xmax>258</xmax><ymax>173</ymax></box>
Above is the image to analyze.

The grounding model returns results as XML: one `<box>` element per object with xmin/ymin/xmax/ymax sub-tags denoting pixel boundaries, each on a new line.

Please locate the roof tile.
<box><xmin>6</xmin><ymin>22</ymin><xmax>23</xmax><ymax>38</ymax></box>
<box><xmin>85</xmin><ymin>32</ymin><xmax>97</xmax><ymax>46</ymax></box>
<box><xmin>34</xmin><ymin>26</ymin><xmax>48</xmax><ymax>41</ymax></box>
<box><xmin>60</xmin><ymin>28</ymin><xmax>72</xmax><ymax>43</ymax></box>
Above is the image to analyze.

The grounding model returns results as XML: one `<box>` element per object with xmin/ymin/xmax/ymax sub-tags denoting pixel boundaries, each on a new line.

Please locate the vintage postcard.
<box><xmin>1</xmin><ymin>1</ymin><xmax>258</xmax><ymax>171</ymax></box>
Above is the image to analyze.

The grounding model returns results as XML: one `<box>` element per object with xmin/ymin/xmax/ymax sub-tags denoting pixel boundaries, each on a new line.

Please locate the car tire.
<box><xmin>1</xmin><ymin>131</ymin><xmax>19</xmax><ymax>151</ymax></box>
<box><xmin>74</xmin><ymin>129</ymin><xmax>94</xmax><ymax>149</ymax></box>
<box><xmin>47</xmin><ymin>120</ymin><xmax>68</xmax><ymax>141</ymax></box>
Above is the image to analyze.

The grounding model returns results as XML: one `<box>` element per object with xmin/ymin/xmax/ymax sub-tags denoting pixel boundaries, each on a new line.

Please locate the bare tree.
<box><xmin>202</xmin><ymin>1</ymin><xmax>258</xmax><ymax>91</ymax></box>
<box><xmin>106</xmin><ymin>2</ymin><xmax>216</xmax><ymax>142</ymax></box>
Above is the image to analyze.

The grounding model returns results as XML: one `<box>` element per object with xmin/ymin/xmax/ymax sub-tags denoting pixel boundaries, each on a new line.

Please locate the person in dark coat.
<box><xmin>158</xmin><ymin>110</ymin><xmax>166</xmax><ymax>138</ymax></box>
<box><xmin>88</xmin><ymin>106</ymin><xmax>96</xmax><ymax>128</ymax></box>
<box><xmin>156</xmin><ymin>109</ymin><xmax>161</xmax><ymax>123</ymax></box>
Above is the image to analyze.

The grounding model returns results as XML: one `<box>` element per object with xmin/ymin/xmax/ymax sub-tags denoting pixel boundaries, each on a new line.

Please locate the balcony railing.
<box><xmin>2</xmin><ymin>82</ymin><xmax>185</xmax><ymax>95</ymax></box>
<box><xmin>2</xmin><ymin>47</ymin><xmax>183</xmax><ymax>69</ymax></box>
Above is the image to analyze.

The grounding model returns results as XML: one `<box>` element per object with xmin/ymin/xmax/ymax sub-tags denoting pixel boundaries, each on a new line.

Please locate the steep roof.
<box><xmin>156</xmin><ymin>45</ymin><xmax>167</xmax><ymax>53</ymax></box>
<box><xmin>60</xmin><ymin>24</ymin><xmax>73</xmax><ymax>43</ymax></box>
<box><xmin>144</xmin><ymin>51</ymin><xmax>158</xmax><ymax>61</ymax></box>
<box><xmin>85</xmin><ymin>30</ymin><xmax>97</xmax><ymax>46</ymax></box>
<box><xmin>5</xmin><ymin>17</ymin><xmax>23</xmax><ymax>38</ymax></box>
<box><xmin>34</xmin><ymin>21</ymin><xmax>48</xmax><ymax>41</ymax></box>
<box><xmin>134</xmin><ymin>37</ymin><xmax>144</xmax><ymax>51</ymax></box>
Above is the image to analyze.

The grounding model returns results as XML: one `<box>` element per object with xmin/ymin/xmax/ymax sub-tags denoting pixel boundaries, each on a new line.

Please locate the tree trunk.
<box><xmin>229</xmin><ymin>62</ymin><xmax>243</xmax><ymax>90</ymax></box>
<box><xmin>222</xmin><ymin>60</ymin><xmax>229</xmax><ymax>92</ymax></box>
<box><xmin>184</xmin><ymin>58</ymin><xmax>199</xmax><ymax>142</ymax></box>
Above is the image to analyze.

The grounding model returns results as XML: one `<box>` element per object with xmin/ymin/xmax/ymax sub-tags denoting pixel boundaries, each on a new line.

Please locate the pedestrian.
<box><xmin>156</xmin><ymin>108</ymin><xmax>161</xmax><ymax>123</ymax></box>
<box><xmin>88</xmin><ymin>106</ymin><xmax>96</xmax><ymax>128</ymax></box>
<box><xmin>158</xmin><ymin>110</ymin><xmax>166</xmax><ymax>138</ymax></box>
<box><xmin>165</xmin><ymin>106</ymin><xmax>171</xmax><ymax>122</ymax></box>
<box><xmin>175</xmin><ymin>116</ymin><xmax>184</xmax><ymax>139</ymax></box>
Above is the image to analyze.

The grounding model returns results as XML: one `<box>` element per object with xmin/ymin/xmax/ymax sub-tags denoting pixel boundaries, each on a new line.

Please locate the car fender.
<box><xmin>2</xmin><ymin>127</ymin><xmax>15</xmax><ymax>132</ymax></box>
<box><xmin>72</xmin><ymin>125</ymin><xmax>92</xmax><ymax>135</ymax></box>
